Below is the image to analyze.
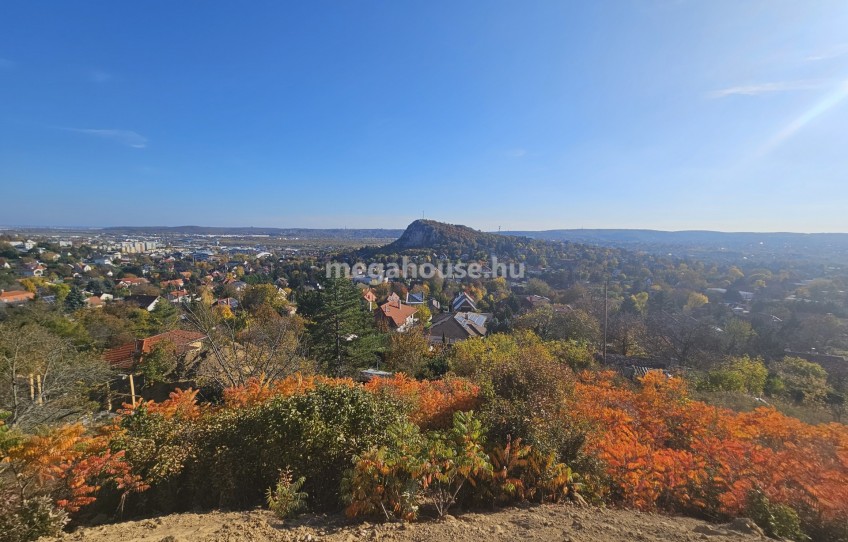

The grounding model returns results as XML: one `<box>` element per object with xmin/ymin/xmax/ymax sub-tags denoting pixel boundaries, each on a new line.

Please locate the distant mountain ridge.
<box><xmin>500</xmin><ymin>229</ymin><xmax>848</xmax><ymax>250</ymax></box>
<box><xmin>103</xmin><ymin>225</ymin><xmax>404</xmax><ymax>240</ymax></box>
<box><xmin>499</xmin><ymin>229</ymin><xmax>848</xmax><ymax>264</ymax></box>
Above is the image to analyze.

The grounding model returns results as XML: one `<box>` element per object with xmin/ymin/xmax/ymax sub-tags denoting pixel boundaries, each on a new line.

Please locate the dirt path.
<box><xmin>46</xmin><ymin>503</ymin><xmax>770</xmax><ymax>542</ymax></box>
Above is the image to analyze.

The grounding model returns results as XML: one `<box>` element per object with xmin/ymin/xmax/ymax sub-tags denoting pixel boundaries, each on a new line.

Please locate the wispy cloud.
<box><xmin>806</xmin><ymin>44</ymin><xmax>848</xmax><ymax>62</ymax></box>
<box><xmin>709</xmin><ymin>80</ymin><xmax>825</xmax><ymax>99</ymax></box>
<box><xmin>89</xmin><ymin>70</ymin><xmax>112</xmax><ymax>83</ymax></box>
<box><xmin>62</xmin><ymin>128</ymin><xmax>148</xmax><ymax>149</ymax></box>
<box><xmin>505</xmin><ymin>148</ymin><xmax>528</xmax><ymax>158</ymax></box>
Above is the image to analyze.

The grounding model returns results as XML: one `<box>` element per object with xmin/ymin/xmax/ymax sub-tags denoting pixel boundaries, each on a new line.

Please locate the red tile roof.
<box><xmin>102</xmin><ymin>330</ymin><xmax>206</xmax><ymax>369</ymax></box>
<box><xmin>102</xmin><ymin>342</ymin><xmax>138</xmax><ymax>369</ymax></box>
<box><xmin>117</xmin><ymin>277</ymin><xmax>149</xmax><ymax>287</ymax></box>
<box><xmin>0</xmin><ymin>290</ymin><xmax>35</xmax><ymax>303</ymax></box>
<box><xmin>376</xmin><ymin>299</ymin><xmax>417</xmax><ymax>328</ymax></box>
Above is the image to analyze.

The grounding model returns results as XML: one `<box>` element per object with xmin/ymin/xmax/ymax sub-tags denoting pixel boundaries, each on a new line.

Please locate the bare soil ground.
<box><xmin>43</xmin><ymin>503</ymin><xmax>772</xmax><ymax>542</ymax></box>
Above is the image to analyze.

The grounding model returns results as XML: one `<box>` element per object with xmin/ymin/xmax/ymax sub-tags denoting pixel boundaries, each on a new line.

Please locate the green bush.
<box><xmin>342</xmin><ymin>420</ymin><xmax>424</xmax><ymax>520</ymax></box>
<box><xmin>118</xmin><ymin>384</ymin><xmax>405</xmax><ymax>513</ymax></box>
<box><xmin>0</xmin><ymin>496</ymin><xmax>69</xmax><ymax>542</ymax></box>
<box><xmin>698</xmin><ymin>355</ymin><xmax>767</xmax><ymax>395</ymax></box>
<box><xmin>472</xmin><ymin>436</ymin><xmax>580</xmax><ymax>508</ymax></box>
<box><xmin>419</xmin><ymin>411</ymin><xmax>492</xmax><ymax>518</ymax></box>
<box><xmin>344</xmin><ymin>411</ymin><xmax>492</xmax><ymax>520</ymax></box>
<box><xmin>266</xmin><ymin>469</ymin><xmax>308</xmax><ymax>520</ymax></box>
<box><xmin>769</xmin><ymin>357</ymin><xmax>831</xmax><ymax>405</ymax></box>
<box><xmin>745</xmin><ymin>490</ymin><xmax>808</xmax><ymax>542</ymax></box>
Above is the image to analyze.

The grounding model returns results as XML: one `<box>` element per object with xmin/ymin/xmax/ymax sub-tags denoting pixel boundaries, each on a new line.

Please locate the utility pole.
<box><xmin>129</xmin><ymin>374</ymin><xmax>137</xmax><ymax>408</ymax></box>
<box><xmin>603</xmin><ymin>278</ymin><xmax>609</xmax><ymax>364</ymax></box>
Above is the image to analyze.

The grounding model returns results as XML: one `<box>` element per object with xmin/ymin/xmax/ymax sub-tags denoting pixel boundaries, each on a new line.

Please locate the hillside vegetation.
<box><xmin>2</xmin><ymin>220</ymin><xmax>848</xmax><ymax>542</ymax></box>
<box><xmin>4</xmin><ymin>340</ymin><xmax>847</xmax><ymax>541</ymax></box>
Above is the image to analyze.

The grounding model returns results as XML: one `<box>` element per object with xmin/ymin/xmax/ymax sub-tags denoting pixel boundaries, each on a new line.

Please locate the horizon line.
<box><xmin>2</xmin><ymin>224</ymin><xmax>848</xmax><ymax>236</ymax></box>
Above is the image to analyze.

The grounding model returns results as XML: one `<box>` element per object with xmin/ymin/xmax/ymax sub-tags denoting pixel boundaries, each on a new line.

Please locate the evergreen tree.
<box><xmin>63</xmin><ymin>286</ymin><xmax>86</xmax><ymax>313</ymax></box>
<box><xmin>304</xmin><ymin>275</ymin><xmax>376</xmax><ymax>375</ymax></box>
<box><xmin>149</xmin><ymin>298</ymin><xmax>179</xmax><ymax>333</ymax></box>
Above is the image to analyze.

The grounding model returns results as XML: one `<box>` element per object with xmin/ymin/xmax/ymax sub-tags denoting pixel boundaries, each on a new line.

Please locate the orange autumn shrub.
<box><xmin>3</xmin><ymin>423</ymin><xmax>147</xmax><ymax>514</ymax></box>
<box><xmin>571</xmin><ymin>370</ymin><xmax>848</xmax><ymax>531</ymax></box>
<box><xmin>132</xmin><ymin>387</ymin><xmax>205</xmax><ymax>420</ymax></box>
<box><xmin>364</xmin><ymin>374</ymin><xmax>480</xmax><ymax>429</ymax></box>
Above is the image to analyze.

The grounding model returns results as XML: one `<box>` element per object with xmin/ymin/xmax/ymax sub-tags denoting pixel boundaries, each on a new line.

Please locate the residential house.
<box><xmin>0</xmin><ymin>290</ymin><xmax>35</xmax><ymax>305</ymax></box>
<box><xmin>428</xmin><ymin>311</ymin><xmax>489</xmax><ymax>345</ymax></box>
<box><xmin>20</xmin><ymin>262</ymin><xmax>45</xmax><ymax>277</ymax></box>
<box><xmin>215</xmin><ymin>297</ymin><xmax>239</xmax><ymax>310</ymax></box>
<box><xmin>375</xmin><ymin>298</ymin><xmax>418</xmax><ymax>332</ymax></box>
<box><xmin>362</xmin><ymin>288</ymin><xmax>377</xmax><ymax>310</ymax></box>
<box><xmin>357</xmin><ymin>368</ymin><xmax>393</xmax><ymax>383</ymax></box>
<box><xmin>190</xmin><ymin>251</ymin><xmax>213</xmax><ymax>262</ymax></box>
<box><xmin>85</xmin><ymin>296</ymin><xmax>104</xmax><ymax>308</ymax></box>
<box><xmin>451</xmin><ymin>291</ymin><xmax>478</xmax><ymax>312</ymax></box>
<box><xmin>10</xmin><ymin>240</ymin><xmax>36</xmax><ymax>251</ymax></box>
<box><xmin>523</xmin><ymin>294</ymin><xmax>551</xmax><ymax>310</ymax></box>
<box><xmin>123</xmin><ymin>294</ymin><xmax>161</xmax><ymax>312</ymax></box>
<box><xmin>223</xmin><ymin>279</ymin><xmax>248</xmax><ymax>292</ymax></box>
<box><xmin>405</xmin><ymin>292</ymin><xmax>425</xmax><ymax>305</ymax></box>
<box><xmin>167</xmin><ymin>289</ymin><xmax>190</xmax><ymax>303</ymax></box>
<box><xmin>117</xmin><ymin>277</ymin><xmax>149</xmax><ymax>288</ymax></box>
<box><xmin>160</xmin><ymin>279</ymin><xmax>185</xmax><ymax>289</ymax></box>
<box><xmin>103</xmin><ymin>330</ymin><xmax>206</xmax><ymax>370</ymax></box>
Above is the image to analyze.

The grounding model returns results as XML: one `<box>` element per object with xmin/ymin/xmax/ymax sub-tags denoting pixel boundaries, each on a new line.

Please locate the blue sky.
<box><xmin>1</xmin><ymin>1</ymin><xmax>847</xmax><ymax>232</ymax></box>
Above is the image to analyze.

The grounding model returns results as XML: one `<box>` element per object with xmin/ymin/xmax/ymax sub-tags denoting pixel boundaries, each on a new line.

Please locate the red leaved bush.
<box><xmin>364</xmin><ymin>373</ymin><xmax>480</xmax><ymax>429</ymax></box>
<box><xmin>571</xmin><ymin>370</ymin><xmax>848</xmax><ymax>526</ymax></box>
<box><xmin>222</xmin><ymin>373</ymin><xmax>356</xmax><ymax>408</ymax></box>
<box><xmin>4</xmin><ymin>423</ymin><xmax>147</xmax><ymax>513</ymax></box>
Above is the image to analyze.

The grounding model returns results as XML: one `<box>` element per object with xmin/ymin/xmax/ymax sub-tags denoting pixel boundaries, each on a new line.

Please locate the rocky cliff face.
<box><xmin>359</xmin><ymin>219</ymin><xmax>564</xmax><ymax>263</ymax></box>
<box><xmin>392</xmin><ymin>220</ymin><xmax>451</xmax><ymax>249</ymax></box>
<box><xmin>386</xmin><ymin>220</ymin><xmax>499</xmax><ymax>251</ymax></box>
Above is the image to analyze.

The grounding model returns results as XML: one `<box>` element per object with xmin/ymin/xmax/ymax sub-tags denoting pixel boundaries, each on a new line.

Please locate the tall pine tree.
<box><xmin>302</xmin><ymin>275</ymin><xmax>377</xmax><ymax>375</ymax></box>
<box><xmin>63</xmin><ymin>286</ymin><xmax>86</xmax><ymax>313</ymax></box>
